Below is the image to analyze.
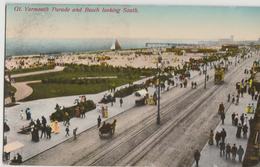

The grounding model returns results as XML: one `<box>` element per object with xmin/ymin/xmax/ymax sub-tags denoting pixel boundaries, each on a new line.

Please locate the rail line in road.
<box><xmin>126</xmin><ymin>56</ymin><xmax>257</xmax><ymax>167</ymax></box>
<box><xmin>74</xmin><ymin>56</ymin><xmax>255</xmax><ymax>166</ymax></box>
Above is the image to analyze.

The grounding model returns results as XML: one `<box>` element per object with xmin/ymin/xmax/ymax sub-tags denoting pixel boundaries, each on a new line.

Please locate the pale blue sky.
<box><xmin>6</xmin><ymin>4</ymin><xmax>260</xmax><ymax>40</ymax></box>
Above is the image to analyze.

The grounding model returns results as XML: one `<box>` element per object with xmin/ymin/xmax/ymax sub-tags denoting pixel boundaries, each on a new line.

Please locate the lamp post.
<box><xmin>235</xmin><ymin>55</ymin><xmax>238</xmax><ymax>67</ymax></box>
<box><xmin>157</xmin><ymin>54</ymin><xmax>162</xmax><ymax>125</ymax></box>
<box><xmin>203</xmin><ymin>54</ymin><xmax>207</xmax><ymax>89</ymax></box>
<box><xmin>204</xmin><ymin>63</ymin><xmax>207</xmax><ymax>89</ymax></box>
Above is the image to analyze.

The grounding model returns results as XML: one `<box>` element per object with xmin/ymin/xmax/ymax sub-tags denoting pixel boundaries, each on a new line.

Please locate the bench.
<box><xmin>17</xmin><ymin>126</ymin><xmax>31</xmax><ymax>135</ymax></box>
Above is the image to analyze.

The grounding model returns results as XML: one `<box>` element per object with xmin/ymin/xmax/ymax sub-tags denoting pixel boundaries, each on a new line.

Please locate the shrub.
<box><xmin>114</xmin><ymin>84</ymin><xmax>145</xmax><ymax>98</ymax></box>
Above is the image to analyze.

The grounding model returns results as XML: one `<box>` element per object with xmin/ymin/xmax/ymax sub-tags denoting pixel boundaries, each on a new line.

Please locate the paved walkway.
<box><xmin>192</xmin><ymin>84</ymin><xmax>257</xmax><ymax>166</ymax></box>
<box><xmin>4</xmin><ymin>68</ymin><xmax>210</xmax><ymax>162</ymax></box>
<box><xmin>5</xmin><ymin>66</ymin><xmax>64</xmax><ymax>104</ymax></box>
<box><xmin>10</xmin><ymin>66</ymin><xmax>64</xmax><ymax>78</ymax></box>
<box><xmin>4</xmin><ymin>80</ymin><xmax>41</xmax><ymax>105</ymax></box>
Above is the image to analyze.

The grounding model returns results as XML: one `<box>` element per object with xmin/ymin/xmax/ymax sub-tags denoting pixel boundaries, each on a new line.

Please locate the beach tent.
<box><xmin>135</xmin><ymin>89</ymin><xmax>148</xmax><ymax>97</ymax></box>
<box><xmin>4</xmin><ymin>141</ymin><xmax>24</xmax><ymax>153</ymax></box>
<box><xmin>110</xmin><ymin>39</ymin><xmax>122</xmax><ymax>50</ymax></box>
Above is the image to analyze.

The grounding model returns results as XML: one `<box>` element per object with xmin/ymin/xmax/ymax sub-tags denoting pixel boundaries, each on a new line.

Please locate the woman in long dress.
<box><xmin>208</xmin><ymin>130</ymin><xmax>214</xmax><ymax>145</ymax></box>
<box><xmin>53</xmin><ymin>121</ymin><xmax>60</xmax><ymax>134</ymax></box>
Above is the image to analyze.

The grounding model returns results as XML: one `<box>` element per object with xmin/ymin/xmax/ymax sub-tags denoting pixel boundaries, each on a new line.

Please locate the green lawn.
<box><xmin>24</xmin><ymin>77</ymin><xmax>138</xmax><ymax>101</ymax></box>
<box><xmin>16</xmin><ymin>65</ymin><xmax>156</xmax><ymax>101</ymax></box>
<box><xmin>14</xmin><ymin>65</ymin><xmax>155</xmax><ymax>82</ymax></box>
<box><xmin>15</xmin><ymin>71</ymin><xmax>119</xmax><ymax>82</ymax></box>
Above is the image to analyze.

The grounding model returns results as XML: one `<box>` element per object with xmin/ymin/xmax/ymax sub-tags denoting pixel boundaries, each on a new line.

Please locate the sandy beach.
<box><xmin>5</xmin><ymin>48</ymin><xmax>206</xmax><ymax>71</ymax></box>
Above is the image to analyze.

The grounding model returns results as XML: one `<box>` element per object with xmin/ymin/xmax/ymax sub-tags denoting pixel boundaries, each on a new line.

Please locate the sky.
<box><xmin>5</xmin><ymin>4</ymin><xmax>260</xmax><ymax>41</ymax></box>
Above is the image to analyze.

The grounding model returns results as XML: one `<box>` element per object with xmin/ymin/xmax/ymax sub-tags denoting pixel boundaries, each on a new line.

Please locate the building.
<box><xmin>218</xmin><ymin>35</ymin><xmax>234</xmax><ymax>45</ymax></box>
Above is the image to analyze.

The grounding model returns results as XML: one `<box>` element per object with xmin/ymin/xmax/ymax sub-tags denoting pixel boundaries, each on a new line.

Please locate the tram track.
<box><xmin>73</xmin><ymin>56</ymin><xmax>255</xmax><ymax>166</ymax></box>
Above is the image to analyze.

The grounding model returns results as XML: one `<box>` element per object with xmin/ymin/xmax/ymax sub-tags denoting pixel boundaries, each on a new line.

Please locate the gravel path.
<box><xmin>5</xmin><ymin>66</ymin><xmax>64</xmax><ymax>104</ymax></box>
<box><xmin>10</xmin><ymin>66</ymin><xmax>64</xmax><ymax>78</ymax></box>
<box><xmin>4</xmin><ymin>80</ymin><xmax>41</xmax><ymax>105</ymax></box>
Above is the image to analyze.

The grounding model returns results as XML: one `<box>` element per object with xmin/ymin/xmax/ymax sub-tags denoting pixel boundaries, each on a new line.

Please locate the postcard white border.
<box><xmin>1</xmin><ymin>0</ymin><xmax>260</xmax><ymax>167</ymax></box>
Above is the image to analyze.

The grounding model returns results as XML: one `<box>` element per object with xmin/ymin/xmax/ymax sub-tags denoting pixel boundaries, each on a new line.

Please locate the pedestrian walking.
<box><xmin>41</xmin><ymin>116</ymin><xmax>47</xmax><ymax>127</ymax></box>
<box><xmin>243</xmin><ymin>124</ymin><xmax>248</xmax><ymax>138</ymax></box>
<box><xmin>220</xmin><ymin>141</ymin><xmax>225</xmax><ymax>157</ymax></box>
<box><xmin>227</xmin><ymin>94</ymin><xmax>230</xmax><ymax>102</ymax></box>
<box><xmin>231</xmin><ymin>112</ymin><xmax>236</xmax><ymax>125</ymax></box>
<box><xmin>40</xmin><ymin>125</ymin><xmax>47</xmax><ymax>138</ymax></box>
<box><xmin>208</xmin><ymin>130</ymin><xmax>214</xmax><ymax>145</ymax></box>
<box><xmin>252</xmin><ymin>103</ymin><xmax>255</xmax><ymax>113</ymax></box>
<box><xmin>194</xmin><ymin>149</ymin><xmax>201</xmax><ymax>167</ymax></box>
<box><xmin>218</xmin><ymin>102</ymin><xmax>225</xmax><ymax>114</ymax></box>
<box><xmin>221</xmin><ymin>128</ymin><xmax>227</xmax><ymax>143</ymax></box>
<box><xmin>251</xmin><ymin>90</ymin><xmax>255</xmax><ymax>100</ymax></box>
<box><xmin>26</xmin><ymin>109</ymin><xmax>31</xmax><ymax>120</ymax></box>
<box><xmin>237</xmin><ymin>145</ymin><xmax>244</xmax><ymax>162</ymax></box>
<box><xmin>232</xmin><ymin>95</ymin><xmax>235</xmax><ymax>103</ymax></box>
<box><xmin>46</xmin><ymin>125</ymin><xmax>51</xmax><ymax>139</ymax></box>
<box><xmin>120</xmin><ymin>98</ymin><xmax>123</xmax><ymax>107</ymax></box>
<box><xmin>81</xmin><ymin>106</ymin><xmax>86</xmax><ymax>118</ymax></box>
<box><xmin>245</xmin><ymin>114</ymin><xmax>248</xmax><ymax>123</ymax></box>
<box><xmin>240</xmin><ymin>113</ymin><xmax>245</xmax><ymax>126</ymax></box>
<box><xmin>97</xmin><ymin>115</ymin><xmax>101</xmax><ymax>128</ymax></box>
<box><xmin>236</xmin><ymin>123</ymin><xmax>242</xmax><ymax>138</ymax></box>
<box><xmin>73</xmin><ymin>127</ymin><xmax>78</xmax><ymax>140</ymax></box>
<box><xmin>36</xmin><ymin>119</ymin><xmax>41</xmax><ymax>129</ymax></box>
<box><xmin>226</xmin><ymin>143</ymin><xmax>231</xmax><ymax>160</ymax></box>
<box><xmin>65</xmin><ymin>126</ymin><xmax>70</xmax><ymax>137</ymax></box>
<box><xmin>220</xmin><ymin>111</ymin><xmax>225</xmax><ymax>125</ymax></box>
<box><xmin>65</xmin><ymin>117</ymin><xmax>70</xmax><ymax>127</ymax></box>
<box><xmin>231</xmin><ymin>144</ymin><xmax>238</xmax><ymax>161</ymax></box>
<box><xmin>236</xmin><ymin>95</ymin><xmax>239</xmax><ymax>105</ymax></box>
<box><xmin>215</xmin><ymin>131</ymin><xmax>221</xmax><ymax>147</ymax></box>
<box><xmin>234</xmin><ymin>114</ymin><xmax>239</xmax><ymax>126</ymax></box>
<box><xmin>255</xmin><ymin>92</ymin><xmax>258</xmax><ymax>101</ymax></box>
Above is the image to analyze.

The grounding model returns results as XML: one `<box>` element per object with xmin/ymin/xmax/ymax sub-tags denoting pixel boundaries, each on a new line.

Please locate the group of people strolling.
<box><xmin>209</xmin><ymin>129</ymin><xmax>245</xmax><ymax>162</ymax></box>
<box><xmin>10</xmin><ymin>153</ymin><xmax>22</xmax><ymax>164</ymax></box>
<box><xmin>30</xmin><ymin>116</ymin><xmax>52</xmax><ymax>142</ymax></box>
<box><xmin>231</xmin><ymin>112</ymin><xmax>249</xmax><ymax>139</ymax></box>
<box><xmin>227</xmin><ymin>93</ymin><xmax>240</xmax><ymax>105</ymax></box>
<box><xmin>235</xmin><ymin>77</ymin><xmax>259</xmax><ymax>102</ymax></box>
<box><xmin>191</xmin><ymin>81</ymin><xmax>198</xmax><ymax>89</ymax></box>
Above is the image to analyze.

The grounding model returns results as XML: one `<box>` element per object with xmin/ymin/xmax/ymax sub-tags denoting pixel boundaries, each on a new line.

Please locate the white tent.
<box><xmin>110</xmin><ymin>39</ymin><xmax>122</xmax><ymax>50</ymax></box>
<box><xmin>4</xmin><ymin>141</ymin><xmax>24</xmax><ymax>153</ymax></box>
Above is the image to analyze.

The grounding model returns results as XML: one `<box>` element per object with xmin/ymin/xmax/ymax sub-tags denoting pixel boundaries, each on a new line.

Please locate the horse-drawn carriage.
<box><xmin>99</xmin><ymin>120</ymin><xmax>116</xmax><ymax>138</ymax></box>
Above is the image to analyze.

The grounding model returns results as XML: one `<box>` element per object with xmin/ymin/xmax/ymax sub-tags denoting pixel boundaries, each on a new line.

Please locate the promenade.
<box><xmin>192</xmin><ymin>72</ymin><xmax>256</xmax><ymax>167</ymax></box>
<box><xmin>5</xmin><ymin>70</ymin><xmax>205</xmax><ymax>162</ymax></box>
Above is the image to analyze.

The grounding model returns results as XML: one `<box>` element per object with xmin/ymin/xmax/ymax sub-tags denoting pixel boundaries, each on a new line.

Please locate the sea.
<box><xmin>5</xmin><ymin>38</ymin><xmax>200</xmax><ymax>57</ymax></box>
